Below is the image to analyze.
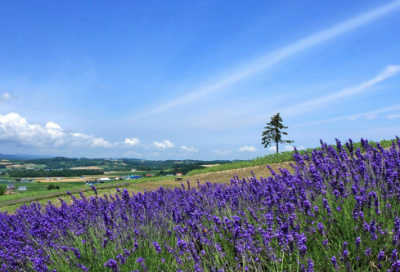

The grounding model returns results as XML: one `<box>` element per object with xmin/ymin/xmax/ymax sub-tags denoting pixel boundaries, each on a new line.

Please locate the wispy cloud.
<box><xmin>280</xmin><ymin>65</ymin><xmax>400</xmax><ymax>117</ymax></box>
<box><xmin>180</xmin><ymin>146</ymin><xmax>198</xmax><ymax>152</ymax></box>
<box><xmin>0</xmin><ymin>93</ymin><xmax>15</xmax><ymax>102</ymax></box>
<box><xmin>293</xmin><ymin>104</ymin><xmax>400</xmax><ymax>127</ymax></box>
<box><xmin>387</xmin><ymin>114</ymin><xmax>400</xmax><ymax>119</ymax></box>
<box><xmin>238</xmin><ymin>145</ymin><xmax>258</xmax><ymax>152</ymax></box>
<box><xmin>141</xmin><ymin>1</ymin><xmax>400</xmax><ymax>117</ymax></box>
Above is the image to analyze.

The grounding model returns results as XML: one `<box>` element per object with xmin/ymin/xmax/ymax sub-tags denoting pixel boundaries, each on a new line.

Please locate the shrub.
<box><xmin>47</xmin><ymin>184</ymin><xmax>60</xmax><ymax>190</ymax></box>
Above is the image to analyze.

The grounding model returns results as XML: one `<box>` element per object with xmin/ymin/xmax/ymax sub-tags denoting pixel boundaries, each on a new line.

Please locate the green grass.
<box><xmin>0</xmin><ymin>174</ymin><xmax>178</xmax><ymax>210</ymax></box>
<box><xmin>187</xmin><ymin>138</ymin><xmax>397</xmax><ymax>176</ymax></box>
<box><xmin>0</xmin><ymin>181</ymin><xmax>139</xmax><ymax>207</ymax></box>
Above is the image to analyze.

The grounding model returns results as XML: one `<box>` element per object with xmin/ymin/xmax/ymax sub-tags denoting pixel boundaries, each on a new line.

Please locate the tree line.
<box><xmin>9</xmin><ymin>169</ymin><xmax>104</xmax><ymax>178</ymax></box>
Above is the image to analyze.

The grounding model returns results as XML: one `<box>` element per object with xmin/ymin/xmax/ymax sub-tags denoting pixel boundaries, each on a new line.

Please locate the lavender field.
<box><xmin>1</xmin><ymin>138</ymin><xmax>400</xmax><ymax>271</ymax></box>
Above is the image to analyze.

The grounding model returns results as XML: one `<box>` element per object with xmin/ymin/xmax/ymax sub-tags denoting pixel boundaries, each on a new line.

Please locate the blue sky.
<box><xmin>1</xmin><ymin>0</ymin><xmax>400</xmax><ymax>160</ymax></box>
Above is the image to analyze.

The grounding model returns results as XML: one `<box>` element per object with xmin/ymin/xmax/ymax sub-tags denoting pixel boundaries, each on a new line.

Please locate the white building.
<box><xmin>99</xmin><ymin>177</ymin><xmax>110</xmax><ymax>182</ymax></box>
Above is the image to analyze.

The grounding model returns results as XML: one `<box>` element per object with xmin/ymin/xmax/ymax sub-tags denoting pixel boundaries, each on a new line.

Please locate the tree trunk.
<box><xmin>276</xmin><ymin>141</ymin><xmax>278</xmax><ymax>154</ymax></box>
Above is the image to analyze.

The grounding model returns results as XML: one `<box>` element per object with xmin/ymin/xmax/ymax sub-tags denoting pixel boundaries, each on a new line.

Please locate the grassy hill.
<box><xmin>187</xmin><ymin>138</ymin><xmax>397</xmax><ymax>175</ymax></box>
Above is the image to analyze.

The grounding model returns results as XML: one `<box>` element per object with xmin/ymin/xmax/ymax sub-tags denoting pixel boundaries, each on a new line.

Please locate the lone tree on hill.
<box><xmin>262</xmin><ymin>113</ymin><xmax>293</xmax><ymax>154</ymax></box>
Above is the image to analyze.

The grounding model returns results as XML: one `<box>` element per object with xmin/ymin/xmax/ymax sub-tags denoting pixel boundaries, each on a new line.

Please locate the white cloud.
<box><xmin>0</xmin><ymin>93</ymin><xmax>14</xmax><ymax>102</ymax></box>
<box><xmin>124</xmin><ymin>137</ymin><xmax>141</xmax><ymax>146</ymax></box>
<box><xmin>180</xmin><ymin>146</ymin><xmax>198</xmax><ymax>152</ymax></box>
<box><xmin>238</xmin><ymin>145</ymin><xmax>258</xmax><ymax>152</ymax></box>
<box><xmin>213</xmin><ymin>150</ymin><xmax>232</xmax><ymax>156</ymax></box>
<box><xmin>152</xmin><ymin>140</ymin><xmax>174</xmax><ymax>150</ymax></box>
<box><xmin>283</xmin><ymin>145</ymin><xmax>305</xmax><ymax>151</ymax></box>
<box><xmin>269</xmin><ymin>146</ymin><xmax>277</xmax><ymax>152</ymax></box>
<box><xmin>0</xmin><ymin>112</ymin><xmax>115</xmax><ymax>148</ymax></box>
<box><xmin>284</xmin><ymin>146</ymin><xmax>294</xmax><ymax>151</ymax></box>
<box><xmin>91</xmin><ymin>138</ymin><xmax>114</xmax><ymax>148</ymax></box>
<box><xmin>387</xmin><ymin>114</ymin><xmax>400</xmax><ymax>119</ymax></box>
<box><xmin>139</xmin><ymin>1</ymin><xmax>400</xmax><ymax>117</ymax></box>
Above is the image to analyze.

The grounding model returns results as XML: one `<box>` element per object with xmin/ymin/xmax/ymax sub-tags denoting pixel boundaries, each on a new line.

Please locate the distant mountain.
<box><xmin>0</xmin><ymin>153</ymin><xmax>54</xmax><ymax>160</ymax></box>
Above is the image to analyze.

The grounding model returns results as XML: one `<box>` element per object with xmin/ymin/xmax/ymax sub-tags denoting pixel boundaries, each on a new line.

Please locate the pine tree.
<box><xmin>261</xmin><ymin>113</ymin><xmax>293</xmax><ymax>153</ymax></box>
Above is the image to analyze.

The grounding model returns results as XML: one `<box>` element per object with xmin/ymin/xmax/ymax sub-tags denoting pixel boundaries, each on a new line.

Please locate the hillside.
<box><xmin>2</xmin><ymin>137</ymin><xmax>400</xmax><ymax>271</ymax></box>
<box><xmin>187</xmin><ymin>138</ymin><xmax>397</xmax><ymax>176</ymax></box>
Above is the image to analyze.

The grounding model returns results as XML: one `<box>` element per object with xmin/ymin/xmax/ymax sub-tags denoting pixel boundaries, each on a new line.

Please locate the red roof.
<box><xmin>176</xmin><ymin>173</ymin><xmax>182</xmax><ymax>176</ymax></box>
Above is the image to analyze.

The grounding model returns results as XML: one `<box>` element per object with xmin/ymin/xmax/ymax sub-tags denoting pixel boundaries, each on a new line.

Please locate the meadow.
<box><xmin>1</xmin><ymin>137</ymin><xmax>400</xmax><ymax>271</ymax></box>
<box><xmin>187</xmin><ymin>139</ymin><xmax>396</xmax><ymax>176</ymax></box>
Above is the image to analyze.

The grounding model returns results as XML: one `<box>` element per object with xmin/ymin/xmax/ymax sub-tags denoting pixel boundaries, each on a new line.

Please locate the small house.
<box><xmin>145</xmin><ymin>174</ymin><xmax>154</xmax><ymax>177</ymax></box>
<box><xmin>176</xmin><ymin>173</ymin><xmax>183</xmax><ymax>176</ymax></box>
<box><xmin>7</xmin><ymin>184</ymin><xmax>15</xmax><ymax>190</ymax></box>
<box><xmin>18</xmin><ymin>186</ymin><xmax>27</xmax><ymax>191</ymax></box>
<box><xmin>99</xmin><ymin>177</ymin><xmax>110</xmax><ymax>182</ymax></box>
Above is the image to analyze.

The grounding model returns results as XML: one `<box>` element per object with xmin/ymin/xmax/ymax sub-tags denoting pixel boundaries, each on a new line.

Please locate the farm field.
<box><xmin>0</xmin><ymin>161</ymin><xmax>291</xmax><ymax>213</ymax></box>
<box><xmin>0</xmin><ymin>138</ymin><xmax>394</xmax><ymax>212</ymax></box>
<box><xmin>1</xmin><ymin>138</ymin><xmax>400</xmax><ymax>271</ymax></box>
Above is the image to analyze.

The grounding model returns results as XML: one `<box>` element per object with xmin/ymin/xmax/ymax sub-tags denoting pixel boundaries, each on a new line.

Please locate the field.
<box><xmin>0</xmin><ymin>162</ymin><xmax>291</xmax><ymax>214</ymax></box>
<box><xmin>1</xmin><ymin>137</ymin><xmax>400</xmax><ymax>271</ymax></box>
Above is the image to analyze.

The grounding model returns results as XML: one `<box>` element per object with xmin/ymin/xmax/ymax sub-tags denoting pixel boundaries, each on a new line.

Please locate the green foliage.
<box><xmin>9</xmin><ymin>169</ymin><xmax>104</xmax><ymax>178</ymax></box>
<box><xmin>262</xmin><ymin>112</ymin><xmax>293</xmax><ymax>153</ymax></box>
<box><xmin>25</xmin><ymin>157</ymin><xmax>105</xmax><ymax>169</ymax></box>
<box><xmin>47</xmin><ymin>184</ymin><xmax>60</xmax><ymax>190</ymax></box>
<box><xmin>0</xmin><ymin>186</ymin><xmax>5</xmax><ymax>196</ymax></box>
<box><xmin>5</xmin><ymin>157</ymin><xmax>227</xmax><ymax>173</ymax></box>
